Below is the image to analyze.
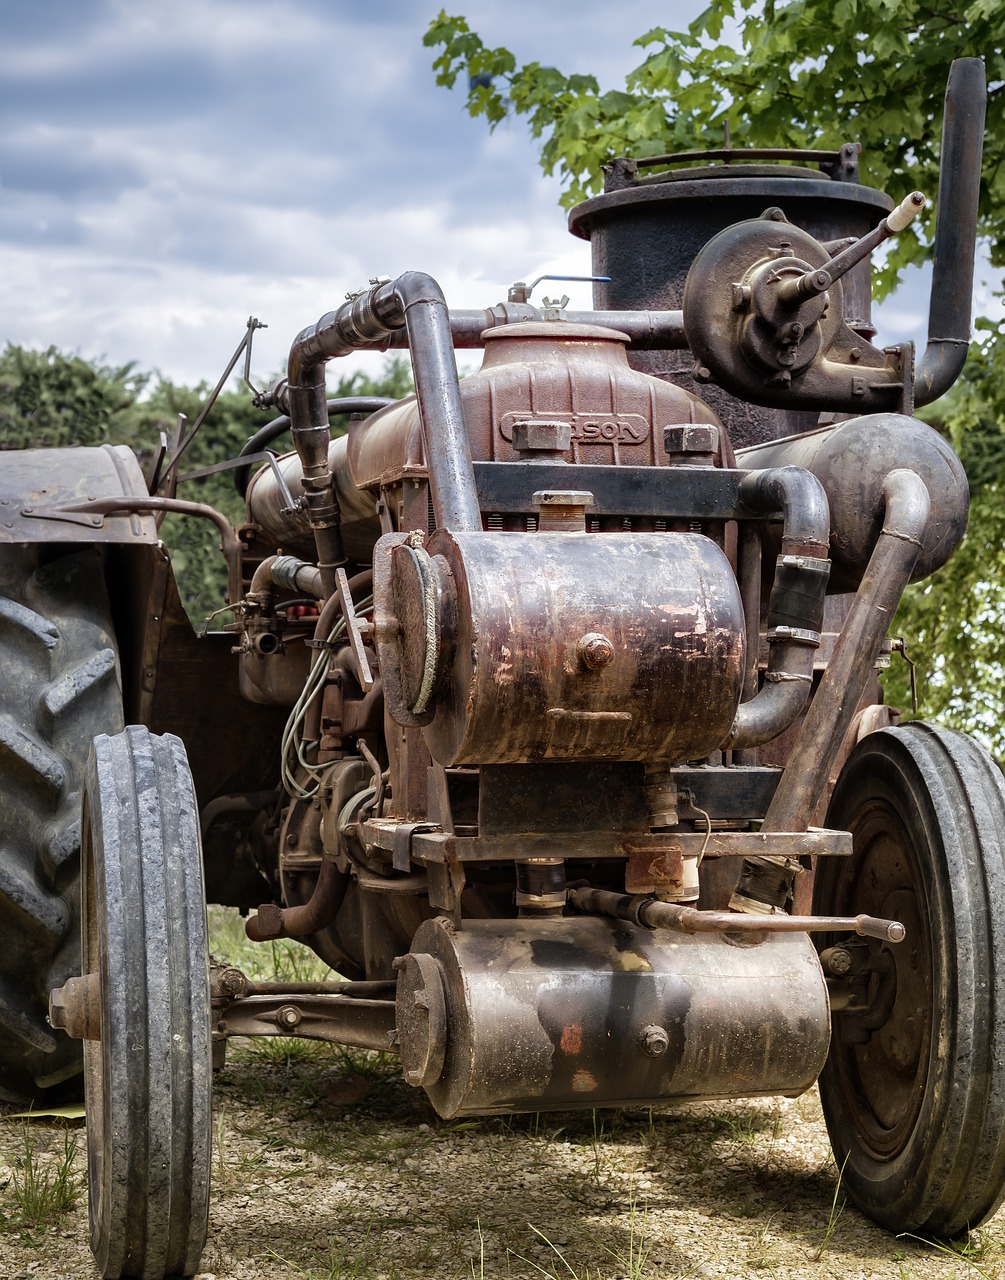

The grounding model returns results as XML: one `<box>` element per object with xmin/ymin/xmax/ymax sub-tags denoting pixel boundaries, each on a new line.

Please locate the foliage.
<box><xmin>0</xmin><ymin>344</ymin><xmax>413</xmax><ymax>620</ymax></box>
<box><xmin>0</xmin><ymin>343</ymin><xmax>145</xmax><ymax>449</ymax></box>
<box><xmin>427</xmin><ymin>3</ymin><xmax>1005</xmax><ymax>754</ymax></box>
<box><xmin>425</xmin><ymin>4</ymin><xmax>1004</xmax><ymax>291</ymax></box>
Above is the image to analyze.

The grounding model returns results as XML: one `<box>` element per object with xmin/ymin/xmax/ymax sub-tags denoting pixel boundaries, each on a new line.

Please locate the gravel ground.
<box><xmin>2</xmin><ymin>911</ymin><xmax>1003</xmax><ymax>1280</ymax></box>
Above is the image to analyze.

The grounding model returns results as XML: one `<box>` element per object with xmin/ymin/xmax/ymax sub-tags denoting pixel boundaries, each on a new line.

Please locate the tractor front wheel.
<box><xmin>816</xmin><ymin>723</ymin><xmax>1005</xmax><ymax>1237</ymax></box>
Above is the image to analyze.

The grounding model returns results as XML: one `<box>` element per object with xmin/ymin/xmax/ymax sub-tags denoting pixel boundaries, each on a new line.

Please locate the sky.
<box><xmin>0</xmin><ymin>0</ymin><xmax>982</xmax><ymax>397</ymax></box>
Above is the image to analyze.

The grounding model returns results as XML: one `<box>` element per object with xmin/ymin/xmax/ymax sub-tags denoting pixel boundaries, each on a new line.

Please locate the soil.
<box><xmin>2</xmin><ymin>911</ymin><xmax>1003</xmax><ymax>1280</ymax></box>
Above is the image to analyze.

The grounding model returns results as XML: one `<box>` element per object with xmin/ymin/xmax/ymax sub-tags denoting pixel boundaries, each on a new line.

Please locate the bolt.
<box><xmin>276</xmin><ymin>1004</ymin><xmax>301</xmax><ymax>1029</ymax></box>
<box><xmin>639</xmin><ymin>1024</ymin><xmax>669</xmax><ymax>1057</ymax></box>
<box><xmin>692</xmin><ymin>363</ymin><xmax>712</xmax><ymax>383</ymax></box>
<box><xmin>578</xmin><ymin>632</ymin><xmax>615</xmax><ymax>670</ymax></box>
<box><xmin>824</xmin><ymin>947</ymin><xmax>853</xmax><ymax>976</ymax></box>
<box><xmin>220</xmin><ymin>967</ymin><xmax>248</xmax><ymax>998</ymax></box>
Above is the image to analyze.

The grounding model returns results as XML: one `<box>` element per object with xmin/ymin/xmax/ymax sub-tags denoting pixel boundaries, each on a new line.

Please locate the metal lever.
<box><xmin>777</xmin><ymin>191</ymin><xmax>926</xmax><ymax>305</ymax></box>
<box><xmin>336</xmin><ymin>568</ymin><xmax>374</xmax><ymax>692</ymax></box>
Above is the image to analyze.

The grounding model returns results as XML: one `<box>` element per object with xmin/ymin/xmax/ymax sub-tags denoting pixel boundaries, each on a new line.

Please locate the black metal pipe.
<box><xmin>722</xmin><ymin>468</ymin><xmax>831</xmax><ymax>751</ymax></box>
<box><xmin>763</xmin><ymin>468</ymin><xmax>930</xmax><ymax>831</ymax></box>
<box><xmin>287</xmin><ymin>272</ymin><xmax>482</xmax><ymax>545</ymax></box>
<box><xmin>915</xmin><ymin>57</ymin><xmax>987</xmax><ymax>406</ymax></box>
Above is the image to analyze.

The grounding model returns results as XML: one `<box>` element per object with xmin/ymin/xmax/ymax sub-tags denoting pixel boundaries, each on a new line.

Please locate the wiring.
<box><xmin>279</xmin><ymin>593</ymin><xmax>374</xmax><ymax>800</ymax></box>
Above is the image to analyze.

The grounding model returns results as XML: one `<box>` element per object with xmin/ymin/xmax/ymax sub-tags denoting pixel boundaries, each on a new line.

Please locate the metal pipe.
<box><xmin>733</xmin><ymin>523</ymin><xmax>762</xmax><ymax>767</ymax></box>
<box><xmin>763</xmin><ymin>468</ymin><xmax>930</xmax><ymax>831</ymax></box>
<box><xmin>287</xmin><ymin>272</ymin><xmax>481</xmax><ymax>544</ymax></box>
<box><xmin>568</xmin><ymin>886</ymin><xmax>904</xmax><ymax>943</ymax></box>
<box><xmin>235</xmin><ymin>397</ymin><xmax>395</xmax><ymax>496</ymax></box>
<box><xmin>377</xmin><ymin>304</ymin><xmax>688</xmax><ymax>350</ymax></box>
<box><xmin>245</xmin><ymin>856</ymin><xmax>350</xmax><ymax>942</ymax></box>
<box><xmin>248</xmin><ymin>554</ymin><xmax>324</xmax><ymax>604</ymax></box>
<box><xmin>914</xmin><ymin>58</ymin><xmax>987</xmax><ymax>406</ymax></box>
<box><xmin>722</xmin><ymin>468</ymin><xmax>831</xmax><ymax>750</ymax></box>
<box><xmin>46</xmin><ymin>496</ymin><xmax>243</xmax><ymax>606</ymax></box>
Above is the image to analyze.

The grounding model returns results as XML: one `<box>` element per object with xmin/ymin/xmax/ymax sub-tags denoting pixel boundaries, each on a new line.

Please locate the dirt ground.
<box><xmin>2</xmin><ymin>911</ymin><xmax>1003</xmax><ymax>1280</ymax></box>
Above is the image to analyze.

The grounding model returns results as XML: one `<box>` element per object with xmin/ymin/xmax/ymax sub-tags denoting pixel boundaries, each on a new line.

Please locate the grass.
<box><xmin>808</xmin><ymin>1153</ymin><xmax>848</xmax><ymax>1260</ymax></box>
<box><xmin>0</xmin><ymin>1124</ymin><xmax>84</xmax><ymax>1241</ymax></box>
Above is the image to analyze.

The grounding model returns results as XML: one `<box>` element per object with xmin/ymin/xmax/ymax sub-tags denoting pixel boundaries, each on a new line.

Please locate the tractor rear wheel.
<box><xmin>0</xmin><ymin>547</ymin><xmax>123</xmax><ymax>1103</ymax></box>
<box><xmin>82</xmin><ymin>726</ymin><xmax>211</xmax><ymax>1280</ymax></box>
<box><xmin>815</xmin><ymin>723</ymin><xmax>1005</xmax><ymax>1237</ymax></box>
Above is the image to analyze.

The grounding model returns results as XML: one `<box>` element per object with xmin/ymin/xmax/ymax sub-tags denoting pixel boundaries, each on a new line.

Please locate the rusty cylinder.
<box><xmin>395</xmin><ymin>916</ymin><xmax>831</xmax><ymax>1118</ymax></box>
<box><xmin>373</xmin><ymin>528</ymin><xmax>746</xmax><ymax>766</ymax></box>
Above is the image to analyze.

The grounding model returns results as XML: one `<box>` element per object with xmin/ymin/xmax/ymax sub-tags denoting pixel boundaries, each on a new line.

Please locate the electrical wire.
<box><xmin>279</xmin><ymin>593</ymin><xmax>374</xmax><ymax>800</ymax></box>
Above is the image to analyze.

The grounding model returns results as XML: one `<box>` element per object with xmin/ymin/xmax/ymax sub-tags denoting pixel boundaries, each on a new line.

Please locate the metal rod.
<box><xmin>40</xmin><ymin>496</ymin><xmax>243</xmax><ymax>605</ymax></box>
<box><xmin>569</xmin><ymin>886</ymin><xmax>905</xmax><ymax>943</ymax></box>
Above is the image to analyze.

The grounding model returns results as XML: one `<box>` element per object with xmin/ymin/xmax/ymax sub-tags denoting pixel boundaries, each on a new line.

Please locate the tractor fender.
<box><xmin>0</xmin><ymin>445</ymin><xmax>158</xmax><ymax>544</ymax></box>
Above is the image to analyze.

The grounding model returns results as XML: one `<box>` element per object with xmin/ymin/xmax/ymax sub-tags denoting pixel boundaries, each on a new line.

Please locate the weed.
<box><xmin>1</xmin><ymin>1124</ymin><xmax>83</xmax><ymax>1239</ymax></box>
<box><xmin>897</xmin><ymin>1226</ymin><xmax>1001</xmax><ymax>1279</ymax></box>
<box><xmin>808</xmin><ymin>1153</ymin><xmax>847</xmax><ymax>1261</ymax></box>
<box><xmin>516</xmin><ymin>1193</ymin><xmax>651</xmax><ymax>1280</ymax></box>
<box><xmin>264</xmin><ymin>1208</ymin><xmax>399</xmax><ymax>1279</ymax></box>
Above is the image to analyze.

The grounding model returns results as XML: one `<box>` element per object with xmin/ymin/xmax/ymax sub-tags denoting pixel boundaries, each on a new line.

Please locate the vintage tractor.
<box><xmin>0</xmin><ymin>58</ymin><xmax>996</xmax><ymax>1278</ymax></box>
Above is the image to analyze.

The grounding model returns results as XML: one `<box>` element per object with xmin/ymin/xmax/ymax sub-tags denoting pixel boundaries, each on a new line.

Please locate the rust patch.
<box><xmin>560</xmin><ymin>1023</ymin><xmax>583</xmax><ymax>1055</ymax></box>
<box><xmin>571</xmin><ymin>1069</ymin><xmax>598</xmax><ymax>1093</ymax></box>
<box><xmin>625</xmin><ymin>844</ymin><xmax>685</xmax><ymax>895</ymax></box>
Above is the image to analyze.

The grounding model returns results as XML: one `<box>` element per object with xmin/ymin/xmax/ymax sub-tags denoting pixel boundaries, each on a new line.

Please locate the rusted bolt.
<box><xmin>276</xmin><ymin>1004</ymin><xmax>302</xmax><ymax>1030</ymax></box>
<box><xmin>639</xmin><ymin>1024</ymin><xmax>669</xmax><ymax>1057</ymax></box>
<box><xmin>49</xmin><ymin>974</ymin><xmax>102</xmax><ymax>1041</ymax></box>
<box><xmin>577</xmin><ymin>632</ymin><xmax>615</xmax><ymax>670</ymax></box>
<box><xmin>220</xmin><ymin>967</ymin><xmax>248</xmax><ymax>999</ymax></box>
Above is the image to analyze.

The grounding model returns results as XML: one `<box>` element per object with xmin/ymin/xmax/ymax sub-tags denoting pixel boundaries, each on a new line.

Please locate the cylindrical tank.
<box><xmin>568</xmin><ymin>156</ymin><xmax>894</xmax><ymax>447</ymax></box>
<box><xmin>737</xmin><ymin>414</ymin><xmax>969</xmax><ymax>590</ymax></box>
<box><xmin>396</xmin><ymin>916</ymin><xmax>831</xmax><ymax>1118</ymax></box>
<box><xmin>374</xmin><ymin>528</ymin><xmax>746</xmax><ymax>766</ymax></box>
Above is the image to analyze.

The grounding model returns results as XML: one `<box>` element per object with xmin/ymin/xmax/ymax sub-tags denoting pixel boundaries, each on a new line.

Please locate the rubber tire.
<box><xmin>82</xmin><ymin>727</ymin><xmax>211</xmax><ymax>1280</ymax></box>
<box><xmin>0</xmin><ymin>547</ymin><xmax>123</xmax><ymax>1103</ymax></box>
<box><xmin>815</xmin><ymin>723</ymin><xmax>1005</xmax><ymax>1237</ymax></box>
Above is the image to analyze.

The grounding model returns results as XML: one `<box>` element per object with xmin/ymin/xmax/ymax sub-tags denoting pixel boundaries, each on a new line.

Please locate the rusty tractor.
<box><xmin>0</xmin><ymin>58</ymin><xmax>997</xmax><ymax>1278</ymax></box>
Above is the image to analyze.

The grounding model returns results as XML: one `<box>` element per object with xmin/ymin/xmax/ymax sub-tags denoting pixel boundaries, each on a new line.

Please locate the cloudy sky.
<box><xmin>0</xmin><ymin>0</ymin><xmax>977</xmax><ymax>396</ymax></box>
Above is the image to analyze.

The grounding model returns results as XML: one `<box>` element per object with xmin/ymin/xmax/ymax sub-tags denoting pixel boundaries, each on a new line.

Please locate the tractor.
<box><xmin>0</xmin><ymin>57</ymin><xmax>997</xmax><ymax>1279</ymax></box>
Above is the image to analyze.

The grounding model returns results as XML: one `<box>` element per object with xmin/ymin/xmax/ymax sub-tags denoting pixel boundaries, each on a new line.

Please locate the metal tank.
<box><xmin>569</xmin><ymin>145</ymin><xmax>893</xmax><ymax>446</ymax></box>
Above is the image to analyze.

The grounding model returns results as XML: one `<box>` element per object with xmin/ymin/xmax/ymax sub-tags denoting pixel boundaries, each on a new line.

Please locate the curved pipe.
<box><xmin>51</xmin><ymin>495</ymin><xmax>243</xmax><ymax>606</ymax></box>
<box><xmin>248</xmin><ymin>554</ymin><xmax>324</xmax><ymax>606</ymax></box>
<box><xmin>721</xmin><ymin>468</ymin><xmax>831</xmax><ymax>752</ymax></box>
<box><xmin>287</xmin><ymin>272</ymin><xmax>482</xmax><ymax>598</ymax></box>
<box><xmin>763</xmin><ymin>468</ymin><xmax>931</xmax><ymax>831</ymax></box>
<box><xmin>245</xmin><ymin>857</ymin><xmax>350</xmax><ymax>942</ymax></box>
<box><xmin>914</xmin><ymin>58</ymin><xmax>987</xmax><ymax>406</ymax></box>
<box><xmin>234</xmin><ymin>397</ymin><xmax>395</xmax><ymax>497</ymax></box>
